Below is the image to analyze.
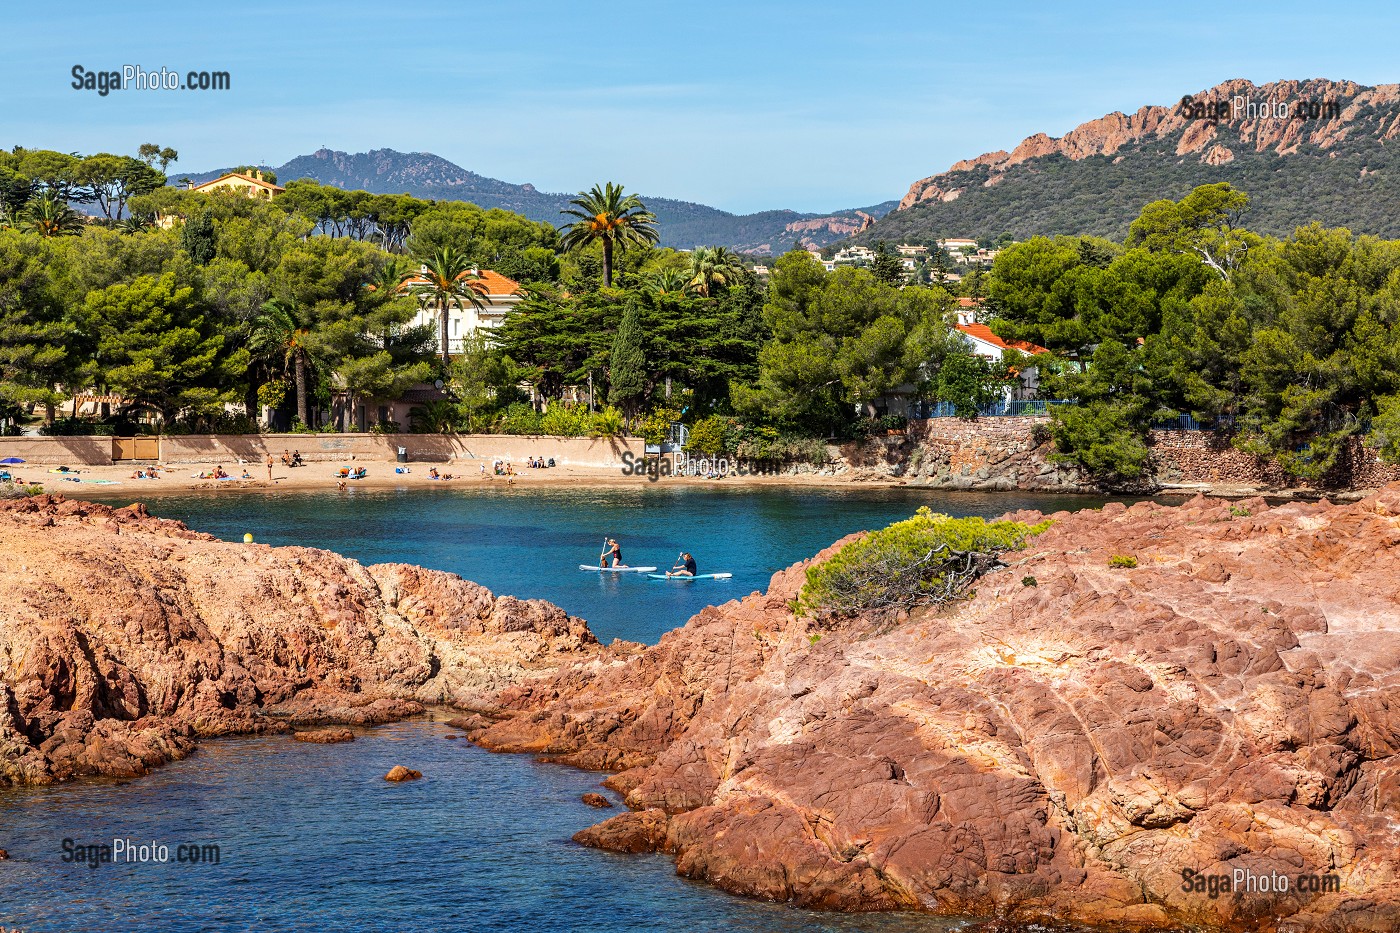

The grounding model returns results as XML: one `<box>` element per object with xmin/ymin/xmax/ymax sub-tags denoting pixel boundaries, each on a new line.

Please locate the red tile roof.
<box><xmin>955</xmin><ymin>323</ymin><xmax>1048</xmax><ymax>355</ymax></box>
<box><xmin>399</xmin><ymin>269</ymin><xmax>522</xmax><ymax>297</ymax></box>
<box><xmin>957</xmin><ymin>297</ymin><xmax>981</xmax><ymax>308</ymax></box>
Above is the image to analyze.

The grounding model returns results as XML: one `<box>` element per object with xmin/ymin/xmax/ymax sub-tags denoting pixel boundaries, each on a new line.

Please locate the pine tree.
<box><xmin>608</xmin><ymin>303</ymin><xmax>648</xmax><ymax>424</ymax></box>
<box><xmin>180</xmin><ymin>210</ymin><xmax>217</xmax><ymax>265</ymax></box>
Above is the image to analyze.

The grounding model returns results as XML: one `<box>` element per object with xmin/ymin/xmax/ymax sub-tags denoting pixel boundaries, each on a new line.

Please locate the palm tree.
<box><xmin>686</xmin><ymin>246</ymin><xmax>746</xmax><ymax>297</ymax></box>
<box><xmin>400</xmin><ymin>247</ymin><xmax>485</xmax><ymax>365</ymax></box>
<box><xmin>248</xmin><ymin>300</ymin><xmax>316</xmax><ymax>428</ymax></box>
<box><xmin>560</xmin><ymin>183</ymin><xmax>658</xmax><ymax>288</ymax></box>
<box><xmin>118</xmin><ymin>213</ymin><xmax>155</xmax><ymax>235</ymax></box>
<box><xmin>24</xmin><ymin>194</ymin><xmax>85</xmax><ymax>238</ymax></box>
<box><xmin>644</xmin><ymin>268</ymin><xmax>690</xmax><ymax>296</ymax></box>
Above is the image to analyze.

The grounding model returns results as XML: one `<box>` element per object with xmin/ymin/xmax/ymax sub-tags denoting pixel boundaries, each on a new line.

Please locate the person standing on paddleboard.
<box><xmin>667</xmin><ymin>552</ymin><xmax>697</xmax><ymax>578</ymax></box>
<box><xmin>601</xmin><ymin>538</ymin><xmax>624</xmax><ymax>568</ymax></box>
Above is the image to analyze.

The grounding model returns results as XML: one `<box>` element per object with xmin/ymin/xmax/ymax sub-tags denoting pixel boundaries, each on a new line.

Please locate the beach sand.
<box><xmin>16</xmin><ymin>459</ymin><xmax>893</xmax><ymax>496</ymax></box>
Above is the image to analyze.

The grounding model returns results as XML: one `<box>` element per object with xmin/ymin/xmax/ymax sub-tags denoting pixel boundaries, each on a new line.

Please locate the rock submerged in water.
<box><xmin>478</xmin><ymin>488</ymin><xmax>1400</xmax><ymax>931</ymax></box>
<box><xmin>0</xmin><ymin>495</ymin><xmax>602</xmax><ymax>788</ymax></box>
<box><xmin>580</xmin><ymin>792</ymin><xmax>612</xmax><ymax>808</ymax></box>
<box><xmin>384</xmin><ymin>766</ymin><xmax>422</xmax><ymax>782</ymax></box>
<box><xmin>0</xmin><ymin>848</ymin><xmax>8</xmax><ymax>860</ymax></box>
<box><xmin>292</xmin><ymin>729</ymin><xmax>355</xmax><ymax>744</ymax></box>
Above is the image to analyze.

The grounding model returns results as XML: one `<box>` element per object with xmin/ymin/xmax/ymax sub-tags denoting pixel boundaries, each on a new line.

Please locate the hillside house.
<box><xmin>188</xmin><ymin>171</ymin><xmax>285</xmax><ymax>200</ymax></box>
<box><xmin>403</xmin><ymin>268</ymin><xmax>524</xmax><ymax>355</ymax></box>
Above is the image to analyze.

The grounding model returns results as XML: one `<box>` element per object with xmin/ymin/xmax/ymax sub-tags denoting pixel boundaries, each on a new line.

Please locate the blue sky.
<box><xmin>7</xmin><ymin>1</ymin><xmax>1399</xmax><ymax>214</ymax></box>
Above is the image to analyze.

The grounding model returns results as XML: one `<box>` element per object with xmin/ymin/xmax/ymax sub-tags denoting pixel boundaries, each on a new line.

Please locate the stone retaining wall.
<box><xmin>1149</xmin><ymin>430</ymin><xmax>1400</xmax><ymax>489</ymax></box>
<box><xmin>834</xmin><ymin>419</ymin><xmax>1400</xmax><ymax>492</ymax></box>
<box><xmin>0</xmin><ymin>434</ymin><xmax>645</xmax><ymax>469</ymax></box>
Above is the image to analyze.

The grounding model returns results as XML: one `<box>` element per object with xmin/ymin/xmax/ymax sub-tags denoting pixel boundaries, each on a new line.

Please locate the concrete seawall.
<box><xmin>0</xmin><ymin>434</ymin><xmax>645</xmax><ymax>469</ymax></box>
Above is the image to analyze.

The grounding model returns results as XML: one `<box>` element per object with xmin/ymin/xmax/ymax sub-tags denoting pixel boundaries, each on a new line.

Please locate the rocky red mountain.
<box><xmin>857</xmin><ymin>78</ymin><xmax>1400</xmax><ymax>243</ymax></box>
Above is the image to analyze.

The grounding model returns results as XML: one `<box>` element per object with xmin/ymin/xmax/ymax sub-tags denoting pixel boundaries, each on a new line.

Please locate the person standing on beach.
<box><xmin>266</xmin><ymin>456</ymin><xmax>273</xmax><ymax>482</ymax></box>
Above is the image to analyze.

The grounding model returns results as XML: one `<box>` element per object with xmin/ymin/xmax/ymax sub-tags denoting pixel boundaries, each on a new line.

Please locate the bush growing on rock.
<box><xmin>1108</xmin><ymin>554</ymin><xmax>1138</xmax><ymax>568</ymax></box>
<box><xmin>798</xmin><ymin>507</ymin><xmax>1051</xmax><ymax>620</ymax></box>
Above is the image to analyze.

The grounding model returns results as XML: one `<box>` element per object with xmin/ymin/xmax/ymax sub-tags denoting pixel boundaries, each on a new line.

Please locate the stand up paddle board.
<box><xmin>579</xmin><ymin>564</ymin><xmax>658</xmax><ymax>573</ymax></box>
<box><xmin>646</xmin><ymin>573</ymin><xmax>733</xmax><ymax>580</ymax></box>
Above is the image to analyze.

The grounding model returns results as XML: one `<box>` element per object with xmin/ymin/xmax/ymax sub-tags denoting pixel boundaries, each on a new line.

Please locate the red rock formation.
<box><xmin>0</xmin><ymin>496</ymin><xmax>599</xmax><ymax>786</ymax></box>
<box><xmin>898</xmin><ymin>78</ymin><xmax>1400</xmax><ymax>210</ymax></box>
<box><xmin>475</xmin><ymin>490</ymin><xmax>1400</xmax><ymax>931</ymax></box>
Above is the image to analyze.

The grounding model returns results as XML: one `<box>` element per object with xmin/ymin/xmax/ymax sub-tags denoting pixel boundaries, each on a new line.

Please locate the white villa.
<box><xmin>403</xmin><ymin>268</ymin><xmax>524</xmax><ymax>355</ymax></box>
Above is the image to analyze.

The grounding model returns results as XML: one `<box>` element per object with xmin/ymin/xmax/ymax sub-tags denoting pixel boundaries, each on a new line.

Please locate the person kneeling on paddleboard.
<box><xmin>667</xmin><ymin>552</ymin><xmax>697</xmax><ymax>578</ymax></box>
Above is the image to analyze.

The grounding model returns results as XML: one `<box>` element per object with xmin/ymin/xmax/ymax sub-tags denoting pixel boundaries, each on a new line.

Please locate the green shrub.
<box><xmin>798</xmin><ymin>507</ymin><xmax>1053</xmax><ymax>619</ymax></box>
<box><xmin>540</xmin><ymin>403</ymin><xmax>590</xmax><ymax>437</ymax></box>
<box><xmin>638</xmin><ymin>405</ymin><xmax>682</xmax><ymax>445</ymax></box>
<box><xmin>685</xmin><ymin>415</ymin><xmax>730</xmax><ymax>456</ymax></box>
<box><xmin>1229</xmin><ymin>504</ymin><xmax>1252</xmax><ymax>517</ymax></box>
<box><xmin>1022</xmin><ymin>575</ymin><xmax>1038</xmax><ymax>587</ymax></box>
<box><xmin>410</xmin><ymin>400</ymin><xmax>459</xmax><ymax>434</ymax></box>
<box><xmin>589</xmin><ymin>406</ymin><xmax>625</xmax><ymax>438</ymax></box>
<box><xmin>499</xmin><ymin>402</ymin><xmax>543</xmax><ymax>435</ymax></box>
<box><xmin>1108</xmin><ymin>554</ymin><xmax>1138</xmax><ymax>569</ymax></box>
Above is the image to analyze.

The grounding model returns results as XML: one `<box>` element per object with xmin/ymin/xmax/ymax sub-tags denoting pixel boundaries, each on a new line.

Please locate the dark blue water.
<box><xmin>2</xmin><ymin>487</ymin><xmax>1123</xmax><ymax>932</ymax></box>
<box><xmin>86</xmin><ymin>485</ymin><xmax>1112</xmax><ymax>644</ymax></box>
<box><xmin>0</xmin><ymin>720</ymin><xmax>988</xmax><ymax>933</ymax></box>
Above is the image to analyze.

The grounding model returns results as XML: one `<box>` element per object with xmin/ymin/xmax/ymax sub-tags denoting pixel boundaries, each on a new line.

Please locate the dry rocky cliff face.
<box><xmin>898</xmin><ymin>78</ymin><xmax>1400</xmax><ymax>210</ymax></box>
<box><xmin>475</xmin><ymin>490</ymin><xmax>1400</xmax><ymax>932</ymax></box>
<box><xmin>0</xmin><ymin>496</ymin><xmax>599</xmax><ymax>786</ymax></box>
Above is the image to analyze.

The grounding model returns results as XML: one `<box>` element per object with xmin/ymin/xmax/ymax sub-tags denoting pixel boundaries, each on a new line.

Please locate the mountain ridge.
<box><xmin>183</xmin><ymin>148</ymin><xmax>897</xmax><ymax>254</ymax></box>
<box><xmin>853</xmin><ymin>77</ymin><xmax>1400</xmax><ymax>244</ymax></box>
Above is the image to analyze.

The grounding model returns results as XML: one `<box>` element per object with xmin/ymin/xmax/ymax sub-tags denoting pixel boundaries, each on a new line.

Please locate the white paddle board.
<box><xmin>579</xmin><ymin>564</ymin><xmax>658</xmax><ymax>573</ymax></box>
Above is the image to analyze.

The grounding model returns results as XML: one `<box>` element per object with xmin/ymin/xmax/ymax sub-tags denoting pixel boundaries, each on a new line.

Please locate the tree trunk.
<box><xmin>295</xmin><ymin>355</ymin><xmax>309</xmax><ymax>428</ymax></box>
<box><xmin>602</xmin><ymin>236</ymin><xmax>614</xmax><ymax>288</ymax></box>
<box><xmin>440</xmin><ymin>299</ymin><xmax>451</xmax><ymax>364</ymax></box>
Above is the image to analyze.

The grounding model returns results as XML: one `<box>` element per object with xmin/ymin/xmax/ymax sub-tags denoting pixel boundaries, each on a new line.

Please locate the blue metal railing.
<box><xmin>1151</xmin><ymin>414</ymin><xmax>1236</xmax><ymax>432</ymax></box>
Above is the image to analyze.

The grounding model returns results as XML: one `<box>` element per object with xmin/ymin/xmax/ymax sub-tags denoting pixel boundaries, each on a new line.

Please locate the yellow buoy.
<box><xmin>243</xmin><ymin>533</ymin><xmax>254</xmax><ymax>544</ymax></box>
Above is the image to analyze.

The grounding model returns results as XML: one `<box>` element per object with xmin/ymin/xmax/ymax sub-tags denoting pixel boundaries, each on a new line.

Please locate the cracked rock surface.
<box><xmin>474</xmin><ymin>489</ymin><xmax>1400</xmax><ymax>931</ymax></box>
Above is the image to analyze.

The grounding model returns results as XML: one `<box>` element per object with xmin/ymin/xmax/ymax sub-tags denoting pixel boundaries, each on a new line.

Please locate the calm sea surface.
<box><xmin>1</xmin><ymin>487</ymin><xmax>1128</xmax><ymax>932</ymax></box>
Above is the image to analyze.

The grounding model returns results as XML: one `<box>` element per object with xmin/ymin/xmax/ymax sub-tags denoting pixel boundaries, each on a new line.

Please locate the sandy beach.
<box><xmin>11</xmin><ymin>458</ymin><xmax>900</xmax><ymax>496</ymax></box>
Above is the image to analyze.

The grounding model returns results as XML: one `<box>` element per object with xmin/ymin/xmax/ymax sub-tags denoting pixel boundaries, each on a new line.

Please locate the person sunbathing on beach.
<box><xmin>214</xmin><ymin>465</ymin><xmax>229</xmax><ymax>479</ymax></box>
<box><xmin>145</xmin><ymin>467</ymin><xmax>159</xmax><ymax>479</ymax></box>
<box><xmin>429</xmin><ymin>468</ymin><xmax>440</xmax><ymax>479</ymax></box>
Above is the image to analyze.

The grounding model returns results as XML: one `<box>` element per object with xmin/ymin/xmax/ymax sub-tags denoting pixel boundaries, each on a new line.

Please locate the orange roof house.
<box><xmin>401</xmin><ymin>267</ymin><xmax>524</xmax><ymax>357</ymax></box>
<box><xmin>953</xmin><ymin>323</ymin><xmax>1048</xmax><ymax>358</ymax></box>
<box><xmin>189</xmin><ymin>171</ymin><xmax>285</xmax><ymax>199</ymax></box>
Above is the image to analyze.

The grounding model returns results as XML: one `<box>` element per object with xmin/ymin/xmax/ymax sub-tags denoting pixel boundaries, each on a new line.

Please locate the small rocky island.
<box><xmin>3</xmin><ymin>492</ymin><xmax>1399</xmax><ymax>931</ymax></box>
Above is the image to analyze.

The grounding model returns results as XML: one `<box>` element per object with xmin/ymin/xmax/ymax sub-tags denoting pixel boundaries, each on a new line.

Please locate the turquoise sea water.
<box><xmin>0</xmin><ymin>487</ymin><xmax>1131</xmax><ymax>932</ymax></box>
<box><xmin>81</xmin><ymin>485</ymin><xmax>1115</xmax><ymax>644</ymax></box>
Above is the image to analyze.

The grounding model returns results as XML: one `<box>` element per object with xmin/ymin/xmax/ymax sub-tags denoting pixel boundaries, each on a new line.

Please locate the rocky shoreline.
<box><xmin>0</xmin><ymin>496</ymin><xmax>603</xmax><ymax>786</ymax></box>
<box><xmin>4</xmin><ymin>492</ymin><xmax>1400</xmax><ymax>932</ymax></box>
<box><xmin>470</xmin><ymin>490</ymin><xmax>1400</xmax><ymax>932</ymax></box>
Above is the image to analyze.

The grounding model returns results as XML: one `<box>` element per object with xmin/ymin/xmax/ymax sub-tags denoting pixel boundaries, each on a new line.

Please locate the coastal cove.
<box><xmin>0</xmin><ymin>487</ymin><xmax>1130</xmax><ymax>933</ymax></box>
<box><xmin>80</xmin><ymin>485</ymin><xmax>1123</xmax><ymax>644</ymax></box>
